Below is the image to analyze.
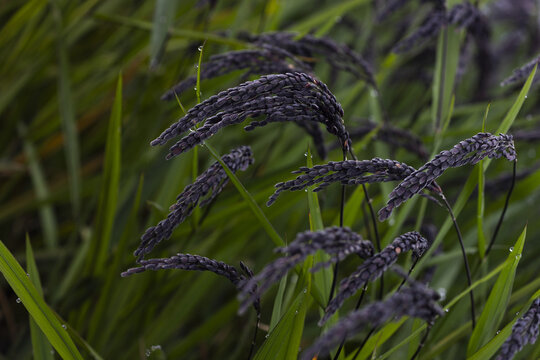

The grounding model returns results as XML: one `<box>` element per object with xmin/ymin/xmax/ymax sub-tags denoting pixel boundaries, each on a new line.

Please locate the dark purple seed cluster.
<box><xmin>134</xmin><ymin>146</ymin><xmax>254</xmax><ymax>258</ymax></box>
<box><xmin>245</xmin><ymin>32</ymin><xmax>376</xmax><ymax>88</ymax></box>
<box><xmin>447</xmin><ymin>1</ymin><xmax>482</xmax><ymax>29</ymax></box>
<box><xmin>321</xmin><ymin>231</ymin><xmax>429</xmax><ymax>325</ymax></box>
<box><xmin>160</xmin><ymin>45</ymin><xmax>310</xmax><ymax>100</ymax></box>
<box><xmin>500</xmin><ymin>54</ymin><xmax>540</xmax><ymax>86</ymax></box>
<box><xmin>347</xmin><ymin>121</ymin><xmax>429</xmax><ymax>159</ymax></box>
<box><xmin>237</xmin><ymin>227</ymin><xmax>373</xmax><ymax>314</ymax></box>
<box><xmin>379</xmin><ymin>133</ymin><xmax>516</xmax><ymax>221</ymax></box>
<box><xmin>268</xmin><ymin>158</ymin><xmax>440</xmax><ymax>206</ymax></box>
<box><xmin>302</xmin><ymin>284</ymin><xmax>443</xmax><ymax>360</ymax></box>
<box><xmin>392</xmin><ymin>4</ymin><xmax>447</xmax><ymax>53</ymax></box>
<box><xmin>496</xmin><ymin>297</ymin><xmax>540</xmax><ymax>360</ymax></box>
<box><xmin>376</xmin><ymin>0</ymin><xmax>411</xmax><ymax>22</ymax></box>
<box><xmin>122</xmin><ymin>253</ymin><xmax>261</xmax><ymax>314</ymax></box>
<box><xmin>151</xmin><ymin>72</ymin><xmax>349</xmax><ymax>159</ymax></box>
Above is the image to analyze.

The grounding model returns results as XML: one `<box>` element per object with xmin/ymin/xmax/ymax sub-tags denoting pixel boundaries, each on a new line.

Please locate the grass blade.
<box><xmin>468</xmin><ymin>290</ymin><xmax>540</xmax><ymax>360</ymax></box>
<box><xmin>476</xmin><ymin>105</ymin><xmax>490</xmax><ymax>259</ymax></box>
<box><xmin>19</xmin><ymin>125</ymin><xmax>58</xmax><ymax>249</ymax></box>
<box><xmin>467</xmin><ymin>226</ymin><xmax>527</xmax><ymax>355</ymax></box>
<box><xmin>53</xmin><ymin>1</ymin><xmax>81</xmax><ymax>218</ymax></box>
<box><xmin>150</xmin><ymin>0</ymin><xmax>179</xmax><ymax>68</ymax></box>
<box><xmin>0</xmin><ymin>240</ymin><xmax>83</xmax><ymax>360</ymax></box>
<box><xmin>26</xmin><ymin>235</ymin><xmax>54</xmax><ymax>360</ymax></box>
<box><xmin>203</xmin><ymin>142</ymin><xmax>284</xmax><ymax>247</ymax></box>
<box><xmin>85</xmin><ymin>74</ymin><xmax>122</xmax><ymax>275</ymax></box>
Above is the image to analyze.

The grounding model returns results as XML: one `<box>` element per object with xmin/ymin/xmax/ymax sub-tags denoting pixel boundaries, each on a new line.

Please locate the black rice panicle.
<box><xmin>245</xmin><ymin>32</ymin><xmax>376</xmax><ymax>87</ymax></box>
<box><xmin>379</xmin><ymin>132</ymin><xmax>516</xmax><ymax>221</ymax></box>
<box><xmin>392</xmin><ymin>3</ymin><xmax>446</xmax><ymax>53</ymax></box>
<box><xmin>152</xmin><ymin>72</ymin><xmax>350</xmax><ymax>159</ymax></box>
<box><xmin>500</xmin><ymin>54</ymin><xmax>540</xmax><ymax>86</ymax></box>
<box><xmin>160</xmin><ymin>45</ymin><xmax>310</xmax><ymax>100</ymax></box>
<box><xmin>346</xmin><ymin>121</ymin><xmax>429</xmax><ymax>159</ymax></box>
<box><xmin>302</xmin><ymin>283</ymin><xmax>443</xmax><ymax>360</ymax></box>
<box><xmin>268</xmin><ymin>158</ymin><xmax>439</xmax><ymax>206</ymax></box>
<box><xmin>321</xmin><ymin>231</ymin><xmax>429</xmax><ymax>324</ymax></box>
<box><xmin>238</xmin><ymin>227</ymin><xmax>374</xmax><ymax>314</ymax></box>
<box><xmin>134</xmin><ymin>146</ymin><xmax>254</xmax><ymax>258</ymax></box>
<box><xmin>496</xmin><ymin>297</ymin><xmax>540</xmax><ymax>360</ymax></box>
<box><xmin>447</xmin><ymin>1</ymin><xmax>482</xmax><ymax>30</ymax></box>
<box><xmin>122</xmin><ymin>254</ymin><xmax>261</xmax><ymax>314</ymax></box>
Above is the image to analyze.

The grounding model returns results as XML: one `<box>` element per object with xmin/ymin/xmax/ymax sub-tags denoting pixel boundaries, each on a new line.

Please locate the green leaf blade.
<box><xmin>0</xmin><ymin>240</ymin><xmax>83</xmax><ymax>360</ymax></box>
<box><xmin>467</xmin><ymin>226</ymin><xmax>527</xmax><ymax>355</ymax></box>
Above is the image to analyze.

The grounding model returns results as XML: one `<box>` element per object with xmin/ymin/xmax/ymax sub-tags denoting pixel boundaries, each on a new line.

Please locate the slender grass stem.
<box><xmin>410</xmin><ymin>326</ymin><xmax>431</xmax><ymax>360</ymax></box>
<box><xmin>397</xmin><ymin>258</ymin><xmax>420</xmax><ymax>292</ymax></box>
<box><xmin>439</xmin><ymin>192</ymin><xmax>476</xmax><ymax>329</ymax></box>
<box><xmin>247</xmin><ymin>314</ymin><xmax>260</xmax><ymax>360</ymax></box>
<box><xmin>352</xmin><ymin>327</ymin><xmax>376</xmax><ymax>360</ymax></box>
<box><xmin>332</xmin><ymin>283</ymin><xmax>368</xmax><ymax>360</ymax></box>
<box><xmin>485</xmin><ymin>161</ymin><xmax>517</xmax><ymax>257</ymax></box>
<box><xmin>328</xmin><ymin>150</ymin><xmax>348</xmax><ymax>305</ymax></box>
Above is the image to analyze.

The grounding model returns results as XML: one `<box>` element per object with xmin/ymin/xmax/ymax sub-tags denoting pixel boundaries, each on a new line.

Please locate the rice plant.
<box><xmin>2</xmin><ymin>1</ymin><xmax>540</xmax><ymax>359</ymax></box>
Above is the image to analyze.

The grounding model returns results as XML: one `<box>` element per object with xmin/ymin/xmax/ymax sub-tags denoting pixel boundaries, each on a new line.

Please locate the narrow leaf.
<box><xmin>0</xmin><ymin>240</ymin><xmax>83</xmax><ymax>359</ymax></box>
<box><xmin>26</xmin><ymin>236</ymin><xmax>54</xmax><ymax>360</ymax></box>
<box><xmin>86</xmin><ymin>74</ymin><xmax>122</xmax><ymax>275</ymax></box>
<box><xmin>467</xmin><ymin>226</ymin><xmax>527</xmax><ymax>355</ymax></box>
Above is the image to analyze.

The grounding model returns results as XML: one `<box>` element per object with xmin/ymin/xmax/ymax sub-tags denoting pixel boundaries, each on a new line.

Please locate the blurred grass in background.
<box><xmin>1</xmin><ymin>0</ymin><xmax>540</xmax><ymax>359</ymax></box>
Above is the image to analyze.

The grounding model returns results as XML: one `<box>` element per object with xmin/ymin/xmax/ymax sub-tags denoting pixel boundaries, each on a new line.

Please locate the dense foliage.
<box><xmin>1</xmin><ymin>0</ymin><xmax>540</xmax><ymax>359</ymax></box>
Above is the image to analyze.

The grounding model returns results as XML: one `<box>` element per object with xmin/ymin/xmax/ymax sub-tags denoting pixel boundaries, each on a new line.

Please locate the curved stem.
<box><xmin>349</xmin><ymin>149</ymin><xmax>383</xmax><ymax>299</ymax></box>
<box><xmin>485</xmin><ymin>160</ymin><xmax>517</xmax><ymax>257</ymax></box>
<box><xmin>410</xmin><ymin>325</ymin><xmax>431</xmax><ymax>360</ymax></box>
<box><xmin>351</xmin><ymin>327</ymin><xmax>376</xmax><ymax>360</ymax></box>
<box><xmin>247</xmin><ymin>313</ymin><xmax>260</xmax><ymax>360</ymax></box>
<box><xmin>397</xmin><ymin>258</ymin><xmax>420</xmax><ymax>292</ymax></box>
<box><xmin>328</xmin><ymin>150</ymin><xmax>348</xmax><ymax>305</ymax></box>
<box><xmin>439</xmin><ymin>192</ymin><xmax>476</xmax><ymax>329</ymax></box>
<box><xmin>333</xmin><ymin>283</ymin><xmax>368</xmax><ymax>360</ymax></box>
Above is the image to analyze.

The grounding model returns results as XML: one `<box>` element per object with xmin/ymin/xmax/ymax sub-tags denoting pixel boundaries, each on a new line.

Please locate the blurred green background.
<box><xmin>1</xmin><ymin>0</ymin><xmax>540</xmax><ymax>359</ymax></box>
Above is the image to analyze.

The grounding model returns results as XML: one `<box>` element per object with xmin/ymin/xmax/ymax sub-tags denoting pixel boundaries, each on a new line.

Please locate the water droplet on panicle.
<box><xmin>509</xmin><ymin>247</ymin><xmax>514</xmax><ymax>252</ymax></box>
<box><xmin>496</xmin><ymin>330</ymin><xmax>501</xmax><ymax>334</ymax></box>
<box><xmin>198</xmin><ymin>46</ymin><xmax>203</xmax><ymax>52</ymax></box>
<box><xmin>62</xmin><ymin>324</ymin><xmax>67</xmax><ymax>330</ymax></box>
<box><xmin>16</xmin><ymin>298</ymin><xmax>21</xmax><ymax>303</ymax></box>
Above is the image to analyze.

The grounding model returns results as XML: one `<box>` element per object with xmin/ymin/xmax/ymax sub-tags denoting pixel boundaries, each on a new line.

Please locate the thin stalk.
<box><xmin>410</xmin><ymin>326</ymin><xmax>431</xmax><ymax>360</ymax></box>
<box><xmin>349</xmin><ymin>149</ymin><xmax>383</xmax><ymax>299</ymax></box>
<box><xmin>439</xmin><ymin>192</ymin><xmax>476</xmax><ymax>329</ymax></box>
<box><xmin>485</xmin><ymin>161</ymin><xmax>517</xmax><ymax>257</ymax></box>
<box><xmin>247</xmin><ymin>314</ymin><xmax>260</xmax><ymax>360</ymax></box>
<box><xmin>332</xmin><ymin>283</ymin><xmax>368</xmax><ymax>360</ymax></box>
<box><xmin>351</xmin><ymin>327</ymin><xmax>376</xmax><ymax>360</ymax></box>
<box><xmin>328</xmin><ymin>150</ymin><xmax>348</xmax><ymax>305</ymax></box>
<box><xmin>397</xmin><ymin>258</ymin><xmax>420</xmax><ymax>292</ymax></box>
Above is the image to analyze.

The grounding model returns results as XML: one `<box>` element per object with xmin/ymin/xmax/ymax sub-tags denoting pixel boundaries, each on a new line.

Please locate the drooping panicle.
<box><xmin>496</xmin><ymin>297</ymin><xmax>540</xmax><ymax>360</ymax></box>
<box><xmin>152</xmin><ymin>72</ymin><xmax>350</xmax><ymax>159</ymax></box>
<box><xmin>500</xmin><ymin>54</ymin><xmax>540</xmax><ymax>86</ymax></box>
<box><xmin>301</xmin><ymin>284</ymin><xmax>443</xmax><ymax>360</ymax></box>
<box><xmin>379</xmin><ymin>133</ymin><xmax>516</xmax><ymax>221</ymax></box>
<box><xmin>122</xmin><ymin>254</ymin><xmax>261</xmax><ymax>314</ymax></box>
<box><xmin>160</xmin><ymin>45</ymin><xmax>310</xmax><ymax>100</ymax></box>
<box><xmin>447</xmin><ymin>1</ymin><xmax>482</xmax><ymax>30</ymax></box>
<box><xmin>321</xmin><ymin>231</ymin><xmax>429</xmax><ymax>325</ymax></box>
<box><xmin>268</xmin><ymin>158</ymin><xmax>439</xmax><ymax>206</ymax></box>
<box><xmin>245</xmin><ymin>32</ymin><xmax>376</xmax><ymax>88</ymax></box>
<box><xmin>346</xmin><ymin>122</ymin><xmax>429</xmax><ymax>159</ymax></box>
<box><xmin>392</xmin><ymin>4</ymin><xmax>446</xmax><ymax>53</ymax></box>
<box><xmin>238</xmin><ymin>227</ymin><xmax>373</xmax><ymax>314</ymax></box>
<box><xmin>134</xmin><ymin>146</ymin><xmax>254</xmax><ymax>258</ymax></box>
